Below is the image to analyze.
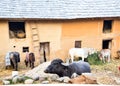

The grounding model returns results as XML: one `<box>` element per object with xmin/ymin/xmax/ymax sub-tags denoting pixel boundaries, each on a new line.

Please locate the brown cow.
<box><xmin>24</xmin><ymin>52</ymin><xmax>35</xmax><ymax>69</ymax></box>
<box><xmin>69</xmin><ymin>74</ymin><xmax>97</xmax><ymax>84</ymax></box>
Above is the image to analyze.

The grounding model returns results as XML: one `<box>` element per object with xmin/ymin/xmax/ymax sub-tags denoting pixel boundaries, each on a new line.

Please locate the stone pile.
<box><xmin>2</xmin><ymin>61</ymin><xmax>70</xmax><ymax>85</ymax></box>
<box><xmin>3</xmin><ymin>75</ymin><xmax>34</xmax><ymax>85</ymax></box>
<box><xmin>2</xmin><ymin>61</ymin><xmax>101</xmax><ymax>85</ymax></box>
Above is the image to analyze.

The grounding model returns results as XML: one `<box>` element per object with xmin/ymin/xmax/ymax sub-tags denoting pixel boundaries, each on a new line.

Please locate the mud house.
<box><xmin>0</xmin><ymin>0</ymin><xmax>120</xmax><ymax>63</ymax></box>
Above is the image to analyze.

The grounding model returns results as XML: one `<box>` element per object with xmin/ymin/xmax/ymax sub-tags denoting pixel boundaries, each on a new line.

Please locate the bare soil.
<box><xmin>0</xmin><ymin>59</ymin><xmax>120</xmax><ymax>85</ymax></box>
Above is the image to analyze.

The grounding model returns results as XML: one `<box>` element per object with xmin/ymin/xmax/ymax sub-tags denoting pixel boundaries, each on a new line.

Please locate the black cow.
<box><xmin>44</xmin><ymin>59</ymin><xmax>91</xmax><ymax>78</ymax></box>
<box><xmin>5</xmin><ymin>52</ymin><xmax>20</xmax><ymax>71</ymax></box>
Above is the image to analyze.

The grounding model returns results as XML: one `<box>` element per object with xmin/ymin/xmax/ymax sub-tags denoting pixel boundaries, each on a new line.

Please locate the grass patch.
<box><xmin>23</xmin><ymin>76</ymin><xmax>32</xmax><ymax>80</ymax></box>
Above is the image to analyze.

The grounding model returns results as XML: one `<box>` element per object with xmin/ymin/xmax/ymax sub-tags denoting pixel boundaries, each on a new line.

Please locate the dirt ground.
<box><xmin>0</xmin><ymin>59</ymin><xmax>120</xmax><ymax>85</ymax></box>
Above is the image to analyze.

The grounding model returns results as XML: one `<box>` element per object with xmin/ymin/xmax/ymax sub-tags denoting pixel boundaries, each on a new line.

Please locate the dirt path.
<box><xmin>0</xmin><ymin>62</ymin><xmax>32</xmax><ymax>85</ymax></box>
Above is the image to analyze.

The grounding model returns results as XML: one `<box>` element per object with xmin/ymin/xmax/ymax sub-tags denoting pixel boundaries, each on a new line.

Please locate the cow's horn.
<box><xmin>61</xmin><ymin>63</ymin><xmax>69</xmax><ymax>66</ymax></box>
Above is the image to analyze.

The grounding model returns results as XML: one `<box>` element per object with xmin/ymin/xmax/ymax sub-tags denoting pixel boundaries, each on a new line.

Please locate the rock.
<box><xmin>41</xmin><ymin>80</ymin><xmax>50</xmax><ymax>84</ymax></box>
<box><xmin>3</xmin><ymin>80</ymin><xmax>10</xmax><ymax>85</ymax></box>
<box><xmin>49</xmin><ymin>74</ymin><xmax>59</xmax><ymax>81</ymax></box>
<box><xmin>39</xmin><ymin>77</ymin><xmax>47</xmax><ymax>82</ymax></box>
<box><xmin>39</xmin><ymin>74</ymin><xmax>59</xmax><ymax>83</ymax></box>
<box><xmin>18</xmin><ymin>75</ymin><xmax>25</xmax><ymax>83</ymax></box>
<box><xmin>31</xmin><ymin>73</ymin><xmax>39</xmax><ymax>81</ymax></box>
<box><xmin>12</xmin><ymin>71</ymin><xmax>19</xmax><ymax>77</ymax></box>
<box><xmin>63</xmin><ymin>77</ymin><xmax>71</xmax><ymax>83</ymax></box>
<box><xmin>33</xmin><ymin>76</ymin><xmax>39</xmax><ymax>81</ymax></box>
<box><xmin>57</xmin><ymin>77</ymin><xmax>63</xmax><ymax>82</ymax></box>
<box><xmin>12</xmin><ymin>75</ymin><xmax>19</xmax><ymax>84</ymax></box>
<box><xmin>24</xmin><ymin>61</ymin><xmax>60</xmax><ymax>84</ymax></box>
<box><xmin>57</xmin><ymin>76</ymin><xmax>70</xmax><ymax>83</ymax></box>
<box><xmin>25</xmin><ymin>61</ymin><xmax>51</xmax><ymax>78</ymax></box>
<box><xmin>24</xmin><ymin>79</ymin><xmax>34</xmax><ymax>84</ymax></box>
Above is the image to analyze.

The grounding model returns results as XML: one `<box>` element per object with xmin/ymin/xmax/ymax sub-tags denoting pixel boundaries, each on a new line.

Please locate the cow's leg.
<box><xmin>13</xmin><ymin>59</ymin><xmax>18</xmax><ymax>71</ymax></box>
<box><xmin>10</xmin><ymin>58</ymin><xmax>14</xmax><ymax>69</ymax></box>
<box><xmin>107</xmin><ymin>55</ymin><xmax>110</xmax><ymax>62</ymax></box>
<box><xmin>82</xmin><ymin>57</ymin><xmax>85</xmax><ymax>61</ymax></box>
<box><xmin>11</xmin><ymin>57</ymin><xmax>18</xmax><ymax>70</ymax></box>
<box><xmin>103</xmin><ymin>57</ymin><xmax>105</xmax><ymax>63</ymax></box>
<box><xmin>69</xmin><ymin>54</ymin><xmax>73</xmax><ymax>63</ymax></box>
<box><xmin>13</xmin><ymin>57</ymin><xmax>18</xmax><ymax>71</ymax></box>
<box><xmin>24</xmin><ymin>60</ymin><xmax>28</xmax><ymax>67</ymax></box>
<box><xmin>15</xmin><ymin>62</ymin><xmax>18</xmax><ymax>71</ymax></box>
<box><xmin>31</xmin><ymin>62</ymin><xmax>34</xmax><ymax>69</ymax></box>
<box><xmin>29</xmin><ymin>60</ymin><xmax>31</xmax><ymax>67</ymax></box>
<box><xmin>71</xmin><ymin>56</ymin><xmax>74</xmax><ymax>63</ymax></box>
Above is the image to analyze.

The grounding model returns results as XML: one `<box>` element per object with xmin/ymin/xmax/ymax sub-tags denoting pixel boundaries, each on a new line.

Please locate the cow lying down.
<box><xmin>44</xmin><ymin>59</ymin><xmax>91</xmax><ymax>78</ymax></box>
<box><xmin>69</xmin><ymin>74</ymin><xmax>97</xmax><ymax>84</ymax></box>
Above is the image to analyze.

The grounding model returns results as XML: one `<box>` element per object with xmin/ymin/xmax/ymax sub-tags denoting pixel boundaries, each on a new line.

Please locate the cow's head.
<box><xmin>98</xmin><ymin>53</ymin><xmax>103</xmax><ymax>61</ymax></box>
<box><xmin>44</xmin><ymin>58</ymin><xmax>70</xmax><ymax>77</ymax></box>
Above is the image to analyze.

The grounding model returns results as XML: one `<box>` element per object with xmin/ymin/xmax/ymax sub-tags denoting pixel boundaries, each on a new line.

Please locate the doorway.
<box><xmin>39</xmin><ymin>42</ymin><xmax>50</xmax><ymax>63</ymax></box>
<box><xmin>102</xmin><ymin>39</ymin><xmax>112</xmax><ymax>49</ymax></box>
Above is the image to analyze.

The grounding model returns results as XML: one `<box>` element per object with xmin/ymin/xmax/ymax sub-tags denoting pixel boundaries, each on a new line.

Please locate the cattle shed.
<box><xmin>0</xmin><ymin>0</ymin><xmax>120</xmax><ymax>63</ymax></box>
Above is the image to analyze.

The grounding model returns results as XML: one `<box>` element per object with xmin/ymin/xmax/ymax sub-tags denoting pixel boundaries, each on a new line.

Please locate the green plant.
<box><xmin>87</xmin><ymin>52</ymin><xmax>103</xmax><ymax>65</ymax></box>
<box><xmin>23</xmin><ymin>76</ymin><xmax>32</xmax><ymax>80</ymax></box>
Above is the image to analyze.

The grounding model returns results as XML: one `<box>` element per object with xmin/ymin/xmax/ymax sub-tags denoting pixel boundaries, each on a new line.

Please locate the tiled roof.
<box><xmin>0</xmin><ymin>0</ymin><xmax>120</xmax><ymax>19</ymax></box>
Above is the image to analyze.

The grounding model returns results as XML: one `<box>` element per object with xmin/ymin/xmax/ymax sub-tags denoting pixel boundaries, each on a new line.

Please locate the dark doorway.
<box><xmin>102</xmin><ymin>39</ymin><xmax>112</xmax><ymax>49</ymax></box>
<box><xmin>39</xmin><ymin>42</ymin><xmax>50</xmax><ymax>63</ymax></box>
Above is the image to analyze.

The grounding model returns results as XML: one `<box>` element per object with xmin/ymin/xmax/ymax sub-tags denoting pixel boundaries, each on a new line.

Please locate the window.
<box><xmin>23</xmin><ymin>47</ymin><xmax>29</xmax><ymax>52</ymax></box>
<box><xmin>9</xmin><ymin>21</ymin><xmax>26</xmax><ymax>38</ymax></box>
<box><xmin>103</xmin><ymin>20</ymin><xmax>112</xmax><ymax>33</ymax></box>
<box><xmin>75</xmin><ymin>41</ymin><xmax>81</xmax><ymax>48</ymax></box>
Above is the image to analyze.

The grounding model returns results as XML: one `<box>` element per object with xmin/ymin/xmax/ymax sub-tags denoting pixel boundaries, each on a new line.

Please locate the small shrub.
<box><xmin>87</xmin><ymin>52</ymin><xmax>103</xmax><ymax>65</ymax></box>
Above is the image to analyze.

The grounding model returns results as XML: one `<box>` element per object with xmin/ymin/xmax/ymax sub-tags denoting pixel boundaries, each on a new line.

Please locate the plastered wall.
<box><xmin>0</xmin><ymin>19</ymin><xmax>120</xmax><ymax>63</ymax></box>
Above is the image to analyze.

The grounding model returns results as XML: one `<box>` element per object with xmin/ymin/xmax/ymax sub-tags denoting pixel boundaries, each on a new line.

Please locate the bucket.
<box><xmin>12</xmin><ymin>71</ymin><xmax>18</xmax><ymax>77</ymax></box>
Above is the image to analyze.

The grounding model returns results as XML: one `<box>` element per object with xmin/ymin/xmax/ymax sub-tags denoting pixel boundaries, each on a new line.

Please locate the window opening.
<box><xmin>23</xmin><ymin>47</ymin><xmax>29</xmax><ymax>52</ymax></box>
<box><xmin>75</xmin><ymin>41</ymin><xmax>81</xmax><ymax>48</ymax></box>
<box><xmin>103</xmin><ymin>20</ymin><xmax>112</xmax><ymax>33</ymax></box>
<box><xmin>9</xmin><ymin>21</ymin><xmax>26</xmax><ymax>38</ymax></box>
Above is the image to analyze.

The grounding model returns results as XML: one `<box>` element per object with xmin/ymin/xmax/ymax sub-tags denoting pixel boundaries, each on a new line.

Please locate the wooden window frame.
<box><xmin>75</xmin><ymin>40</ymin><xmax>81</xmax><ymax>48</ymax></box>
